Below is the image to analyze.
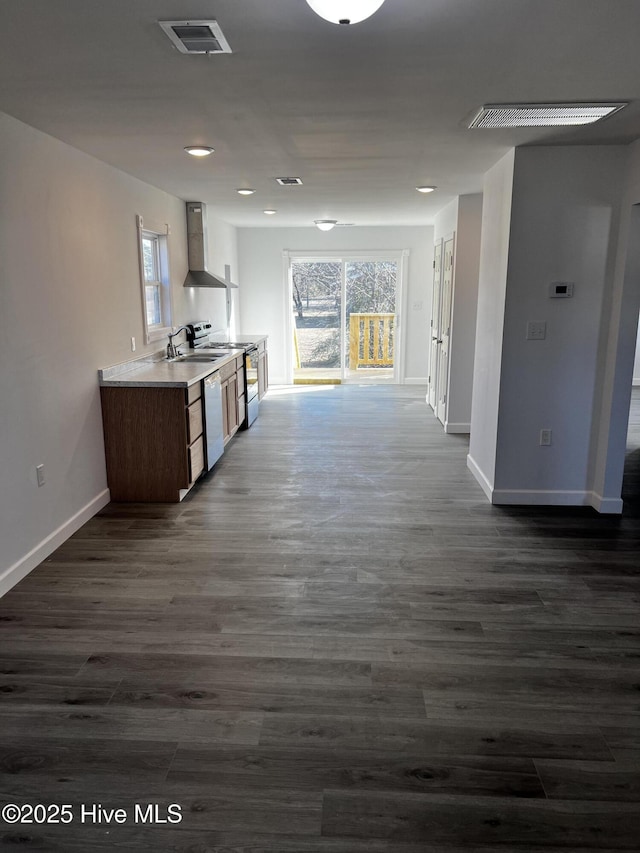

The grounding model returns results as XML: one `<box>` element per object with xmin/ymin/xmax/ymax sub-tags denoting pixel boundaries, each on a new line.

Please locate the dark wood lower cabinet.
<box><xmin>101</xmin><ymin>356</ymin><xmax>246</xmax><ymax>502</ymax></box>
<box><xmin>100</xmin><ymin>385</ymin><xmax>203</xmax><ymax>502</ymax></box>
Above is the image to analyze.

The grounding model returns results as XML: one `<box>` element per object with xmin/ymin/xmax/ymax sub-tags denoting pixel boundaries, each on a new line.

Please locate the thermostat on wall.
<box><xmin>549</xmin><ymin>281</ymin><xmax>574</xmax><ymax>298</ymax></box>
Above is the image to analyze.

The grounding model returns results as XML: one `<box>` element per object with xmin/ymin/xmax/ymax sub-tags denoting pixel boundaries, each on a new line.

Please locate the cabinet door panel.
<box><xmin>221</xmin><ymin>380</ymin><xmax>230</xmax><ymax>440</ymax></box>
<box><xmin>189</xmin><ymin>436</ymin><xmax>205</xmax><ymax>484</ymax></box>
<box><xmin>187</xmin><ymin>398</ymin><xmax>203</xmax><ymax>444</ymax></box>
<box><xmin>227</xmin><ymin>374</ymin><xmax>239</xmax><ymax>435</ymax></box>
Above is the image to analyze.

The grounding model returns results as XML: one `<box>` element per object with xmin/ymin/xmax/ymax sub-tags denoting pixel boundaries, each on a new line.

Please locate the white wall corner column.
<box><xmin>590</xmin><ymin>142</ymin><xmax>640</xmax><ymax>511</ymax></box>
<box><xmin>470</xmin><ymin>145</ymin><xmax>630</xmax><ymax>513</ymax></box>
<box><xmin>467</xmin><ymin>150</ymin><xmax>516</xmax><ymax>499</ymax></box>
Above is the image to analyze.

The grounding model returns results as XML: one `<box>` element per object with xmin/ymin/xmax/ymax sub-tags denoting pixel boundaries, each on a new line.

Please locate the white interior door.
<box><xmin>428</xmin><ymin>240</ymin><xmax>443</xmax><ymax>410</ymax></box>
<box><xmin>436</xmin><ymin>235</ymin><xmax>454</xmax><ymax>424</ymax></box>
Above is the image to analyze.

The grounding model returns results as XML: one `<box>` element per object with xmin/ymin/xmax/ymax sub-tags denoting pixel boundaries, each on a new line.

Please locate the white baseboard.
<box><xmin>404</xmin><ymin>376</ymin><xmax>428</xmax><ymax>386</ymax></box>
<box><xmin>633</xmin><ymin>378</ymin><xmax>640</xmax><ymax>387</ymax></box>
<box><xmin>445</xmin><ymin>422</ymin><xmax>471</xmax><ymax>434</ymax></box>
<box><xmin>491</xmin><ymin>489</ymin><xmax>592</xmax><ymax>507</ymax></box>
<box><xmin>467</xmin><ymin>454</ymin><xmax>493</xmax><ymax>501</ymax></box>
<box><xmin>590</xmin><ymin>492</ymin><xmax>624</xmax><ymax>514</ymax></box>
<box><xmin>492</xmin><ymin>488</ymin><xmax>624</xmax><ymax>515</ymax></box>
<box><xmin>0</xmin><ymin>489</ymin><xmax>111</xmax><ymax>598</ymax></box>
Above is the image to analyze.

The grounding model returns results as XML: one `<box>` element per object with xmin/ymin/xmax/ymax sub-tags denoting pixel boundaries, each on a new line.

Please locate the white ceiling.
<box><xmin>1</xmin><ymin>0</ymin><xmax>639</xmax><ymax>227</ymax></box>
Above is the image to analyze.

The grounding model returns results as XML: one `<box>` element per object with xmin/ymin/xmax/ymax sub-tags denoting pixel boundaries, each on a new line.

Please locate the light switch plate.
<box><xmin>527</xmin><ymin>321</ymin><xmax>547</xmax><ymax>340</ymax></box>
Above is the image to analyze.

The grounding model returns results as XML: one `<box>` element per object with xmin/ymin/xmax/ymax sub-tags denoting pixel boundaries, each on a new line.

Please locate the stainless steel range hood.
<box><xmin>183</xmin><ymin>202</ymin><xmax>238</xmax><ymax>288</ymax></box>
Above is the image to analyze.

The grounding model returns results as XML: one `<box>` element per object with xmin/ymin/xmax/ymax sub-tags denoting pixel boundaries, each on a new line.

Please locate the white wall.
<box><xmin>433</xmin><ymin>199</ymin><xmax>458</xmax><ymax>244</ymax></box>
<box><xmin>237</xmin><ymin>226</ymin><xmax>434</xmax><ymax>384</ymax></box>
<box><xmin>468</xmin><ymin>151</ymin><xmax>515</xmax><ymax>496</ymax></box>
<box><xmin>0</xmin><ymin>111</ymin><xmax>236</xmax><ymax>594</ymax></box>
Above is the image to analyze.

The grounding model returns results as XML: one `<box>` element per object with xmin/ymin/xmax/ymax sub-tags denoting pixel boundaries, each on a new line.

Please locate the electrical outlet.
<box><xmin>540</xmin><ymin>429</ymin><xmax>552</xmax><ymax>446</ymax></box>
<box><xmin>527</xmin><ymin>321</ymin><xmax>547</xmax><ymax>341</ymax></box>
<box><xmin>36</xmin><ymin>464</ymin><xmax>45</xmax><ymax>486</ymax></box>
<box><xmin>412</xmin><ymin>300</ymin><xmax>423</xmax><ymax>311</ymax></box>
<box><xmin>131</xmin><ymin>336</ymin><xmax>136</xmax><ymax>352</ymax></box>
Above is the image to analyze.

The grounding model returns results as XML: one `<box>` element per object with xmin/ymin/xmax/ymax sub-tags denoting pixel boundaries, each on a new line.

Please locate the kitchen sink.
<box><xmin>169</xmin><ymin>354</ymin><xmax>226</xmax><ymax>363</ymax></box>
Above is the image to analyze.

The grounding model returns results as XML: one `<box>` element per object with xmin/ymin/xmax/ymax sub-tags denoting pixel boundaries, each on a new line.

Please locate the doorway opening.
<box><xmin>598</xmin><ymin>203</ymin><xmax>640</xmax><ymax>512</ymax></box>
<box><xmin>623</xmin><ymin>308</ymin><xmax>640</xmax><ymax>512</ymax></box>
<box><xmin>287</xmin><ymin>253</ymin><xmax>404</xmax><ymax>385</ymax></box>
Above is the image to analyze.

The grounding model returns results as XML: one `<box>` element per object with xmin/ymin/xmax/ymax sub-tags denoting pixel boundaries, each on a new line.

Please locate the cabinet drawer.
<box><xmin>236</xmin><ymin>355</ymin><xmax>244</xmax><ymax>370</ymax></box>
<box><xmin>219</xmin><ymin>360</ymin><xmax>236</xmax><ymax>381</ymax></box>
<box><xmin>189</xmin><ymin>435</ymin><xmax>204</xmax><ymax>484</ymax></box>
<box><xmin>187</xmin><ymin>382</ymin><xmax>202</xmax><ymax>406</ymax></box>
<box><xmin>187</xmin><ymin>398</ymin><xmax>203</xmax><ymax>444</ymax></box>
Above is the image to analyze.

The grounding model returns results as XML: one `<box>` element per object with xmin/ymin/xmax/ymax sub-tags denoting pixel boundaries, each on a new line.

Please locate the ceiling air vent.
<box><xmin>159</xmin><ymin>20</ymin><xmax>232</xmax><ymax>54</ymax></box>
<box><xmin>469</xmin><ymin>102</ymin><xmax>626</xmax><ymax>128</ymax></box>
<box><xmin>275</xmin><ymin>177</ymin><xmax>303</xmax><ymax>186</ymax></box>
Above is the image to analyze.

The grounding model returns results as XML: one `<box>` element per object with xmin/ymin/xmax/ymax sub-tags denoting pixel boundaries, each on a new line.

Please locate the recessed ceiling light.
<box><xmin>469</xmin><ymin>103</ymin><xmax>627</xmax><ymax>128</ymax></box>
<box><xmin>263</xmin><ymin>209</ymin><xmax>277</xmax><ymax>215</ymax></box>
<box><xmin>237</xmin><ymin>188</ymin><xmax>256</xmax><ymax>196</ymax></box>
<box><xmin>416</xmin><ymin>186</ymin><xmax>437</xmax><ymax>193</ymax></box>
<box><xmin>184</xmin><ymin>146</ymin><xmax>215</xmax><ymax>157</ymax></box>
<box><xmin>315</xmin><ymin>220</ymin><xmax>337</xmax><ymax>231</ymax></box>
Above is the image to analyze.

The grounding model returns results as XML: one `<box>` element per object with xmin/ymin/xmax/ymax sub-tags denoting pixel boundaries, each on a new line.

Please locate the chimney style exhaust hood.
<box><xmin>183</xmin><ymin>202</ymin><xmax>238</xmax><ymax>288</ymax></box>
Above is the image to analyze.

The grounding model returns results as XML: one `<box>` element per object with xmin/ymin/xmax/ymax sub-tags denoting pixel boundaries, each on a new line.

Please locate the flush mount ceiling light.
<box><xmin>305</xmin><ymin>0</ymin><xmax>386</xmax><ymax>25</ymax></box>
<box><xmin>184</xmin><ymin>146</ymin><xmax>215</xmax><ymax>156</ymax></box>
<box><xmin>469</xmin><ymin>103</ymin><xmax>627</xmax><ymax>128</ymax></box>
<box><xmin>416</xmin><ymin>186</ymin><xmax>437</xmax><ymax>193</ymax></box>
<box><xmin>315</xmin><ymin>220</ymin><xmax>338</xmax><ymax>231</ymax></box>
<box><xmin>236</xmin><ymin>188</ymin><xmax>256</xmax><ymax>195</ymax></box>
<box><xmin>263</xmin><ymin>209</ymin><xmax>277</xmax><ymax>215</ymax></box>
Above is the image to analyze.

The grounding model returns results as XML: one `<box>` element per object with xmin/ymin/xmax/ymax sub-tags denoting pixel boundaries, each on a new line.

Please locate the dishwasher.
<box><xmin>203</xmin><ymin>373</ymin><xmax>224</xmax><ymax>470</ymax></box>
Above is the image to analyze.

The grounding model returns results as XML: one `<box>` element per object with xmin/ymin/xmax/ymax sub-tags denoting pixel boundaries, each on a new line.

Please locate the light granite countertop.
<box><xmin>98</xmin><ymin>349</ymin><xmax>245</xmax><ymax>388</ymax></box>
<box><xmin>98</xmin><ymin>334</ymin><xmax>268</xmax><ymax>388</ymax></box>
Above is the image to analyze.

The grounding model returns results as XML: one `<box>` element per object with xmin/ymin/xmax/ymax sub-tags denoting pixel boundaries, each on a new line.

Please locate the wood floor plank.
<box><xmin>320</xmin><ymin>790</ymin><xmax>640</xmax><ymax>847</ymax></box>
<box><xmin>258</xmin><ymin>713</ymin><xmax>613</xmax><ymax>760</ymax></box>
<box><xmin>535</xmin><ymin>758</ymin><xmax>640</xmax><ymax>801</ymax></box>
<box><xmin>77</xmin><ymin>651</ymin><xmax>372</xmax><ymax>687</ymax></box>
<box><xmin>0</xmin><ymin>706</ymin><xmax>263</xmax><ymax>745</ymax></box>
<box><xmin>168</xmin><ymin>744</ymin><xmax>545</xmax><ymax>797</ymax></box>
<box><xmin>109</xmin><ymin>681</ymin><xmax>426</xmax><ymax>719</ymax></box>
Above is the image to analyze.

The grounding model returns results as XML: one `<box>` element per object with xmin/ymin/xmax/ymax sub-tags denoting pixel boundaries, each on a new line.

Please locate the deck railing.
<box><xmin>349</xmin><ymin>313</ymin><xmax>395</xmax><ymax>369</ymax></box>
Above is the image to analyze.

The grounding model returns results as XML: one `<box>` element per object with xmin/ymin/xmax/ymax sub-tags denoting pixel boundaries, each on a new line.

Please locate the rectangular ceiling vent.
<box><xmin>275</xmin><ymin>177</ymin><xmax>303</xmax><ymax>186</ymax></box>
<box><xmin>469</xmin><ymin>103</ymin><xmax>626</xmax><ymax>128</ymax></box>
<box><xmin>159</xmin><ymin>20</ymin><xmax>232</xmax><ymax>55</ymax></box>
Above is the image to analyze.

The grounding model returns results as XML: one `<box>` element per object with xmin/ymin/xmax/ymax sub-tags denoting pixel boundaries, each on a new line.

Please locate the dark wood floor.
<box><xmin>1</xmin><ymin>386</ymin><xmax>640</xmax><ymax>851</ymax></box>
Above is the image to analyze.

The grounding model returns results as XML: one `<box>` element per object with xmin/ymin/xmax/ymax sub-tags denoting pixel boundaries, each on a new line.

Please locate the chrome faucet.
<box><xmin>166</xmin><ymin>325</ymin><xmax>191</xmax><ymax>359</ymax></box>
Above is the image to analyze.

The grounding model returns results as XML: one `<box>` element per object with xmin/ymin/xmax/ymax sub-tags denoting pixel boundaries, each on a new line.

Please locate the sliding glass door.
<box><xmin>289</xmin><ymin>254</ymin><xmax>400</xmax><ymax>384</ymax></box>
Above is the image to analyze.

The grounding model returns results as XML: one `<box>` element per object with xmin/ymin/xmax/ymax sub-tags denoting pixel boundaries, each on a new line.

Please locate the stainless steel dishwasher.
<box><xmin>203</xmin><ymin>372</ymin><xmax>224</xmax><ymax>470</ymax></box>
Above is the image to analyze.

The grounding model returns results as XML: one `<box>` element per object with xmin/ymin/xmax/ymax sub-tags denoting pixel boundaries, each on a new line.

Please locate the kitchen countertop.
<box><xmin>98</xmin><ymin>349</ymin><xmax>244</xmax><ymax>388</ymax></box>
<box><xmin>98</xmin><ymin>335</ymin><xmax>267</xmax><ymax>388</ymax></box>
